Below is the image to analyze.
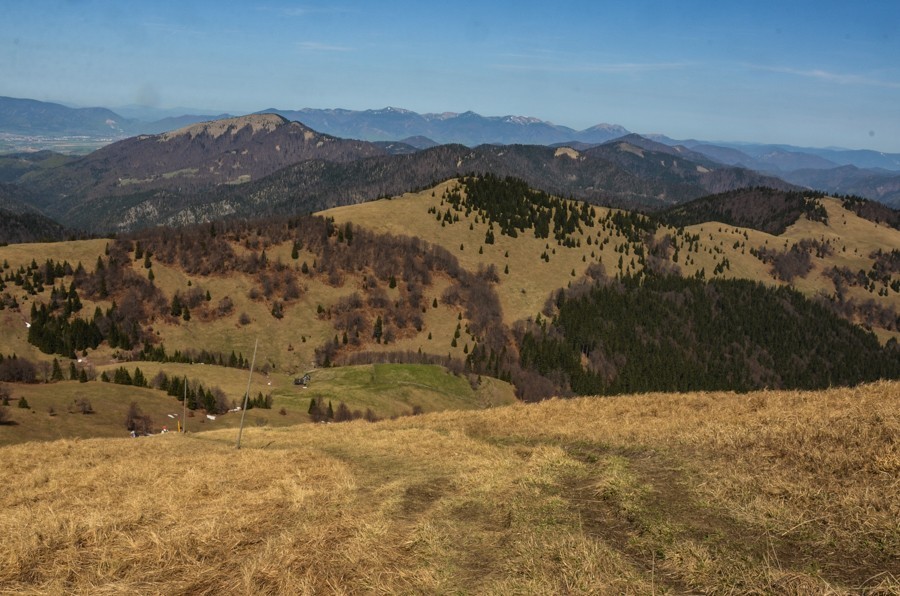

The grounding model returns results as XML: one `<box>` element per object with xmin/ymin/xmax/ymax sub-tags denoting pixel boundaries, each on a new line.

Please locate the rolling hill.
<box><xmin>1</xmin><ymin>176</ymin><xmax>897</xmax><ymax>427</ymax></box>
<box><xmin>15</xmin><ymin>114</ymin><xmax>388</xmax><ymax>223</ymax></box>
<box><xmin>2</xmin><ymin>178</ymin><xmax>897</xmax><ymax>399</ymax></box>
<box><xmin>780</xmin><ymin>165</ymin><xmax>900</xmax><ymax>209</ymax></box>
<box><xmin>0</xmin><ymin>183</ymin><xmax>72</xmax><ymax>243</ymax></box>
<box><xmin>2</xmin><ymin>114</ymin><xmax>793</xmax><ymax>232</ymax></box>
<box><xmin>0</xmin><ymin>96</ymin><xmax>131</xmax><ymax>136</ymax></box>
<box><xmin>0</xmin><ymin>177</ymin><xmax>900</xmax><ymax>410</ymax></box>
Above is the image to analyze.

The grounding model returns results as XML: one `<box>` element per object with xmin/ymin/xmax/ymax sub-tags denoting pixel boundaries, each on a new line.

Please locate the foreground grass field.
<box><xmin>1</xmin><ymin>381</ymin><xmax>897</xmax><ymax>594</ymax></box>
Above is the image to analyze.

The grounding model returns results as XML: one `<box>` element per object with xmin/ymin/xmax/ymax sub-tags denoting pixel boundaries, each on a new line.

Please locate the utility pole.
<box><xmin>235</xmin><ymin>338</ymin><xmax>259</xmax><ymax>449</ymax></box>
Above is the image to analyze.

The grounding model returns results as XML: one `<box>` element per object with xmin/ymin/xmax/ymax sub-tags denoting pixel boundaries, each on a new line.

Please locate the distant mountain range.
<box><xmin>646</xmin><ymin>136</ymin><xmax>900</xmax><ymax>207</ymax></box>
<box><xmin>2</xmin><ymin>95</ymin><xmax>900</xmax><ymax>212</ymax></box>
<box><xmin>254</xmin><ymin>106</ymin><xmax>630</xmax><ymax>147</ymax></box>
<box><xmin>0</xmin><ymin>96</ymin><xmax>131</xmax><ymax>137</ymax></box>
<box><xmin>0</xmin><ymin>96</ymin><xmax>629</xmax><ymax>147</ymax></box>
<box><xmin>778</xmin><ymin>166</ymin><xmax>900</xmax><ymax>207</ymax></box>
<box><xmin>0</xmin><ymin>114</ymin><xmax>792</xmax><ymax>233</ymax></box>
<box><xmin>644</xmin><ymin>134</ymin><xmax>900</xmax><ymax>172</ymax></box>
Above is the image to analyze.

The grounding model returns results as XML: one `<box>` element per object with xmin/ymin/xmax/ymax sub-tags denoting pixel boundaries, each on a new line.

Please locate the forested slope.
<box><xmin>515</xmin><ymin>275</ymin><xmax>900</xmax><ymax>396</ymax></box>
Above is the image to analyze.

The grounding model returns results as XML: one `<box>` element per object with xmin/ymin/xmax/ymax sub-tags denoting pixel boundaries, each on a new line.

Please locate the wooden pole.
<box><xmin>235</xmin><ymin>338</ymin><xmax>259</xmax><ymax>449</ymax></box>
<box><xmin>182</xmin><ymin>375</ymin><xmax>187</xmax><ymax>433</ymax></box>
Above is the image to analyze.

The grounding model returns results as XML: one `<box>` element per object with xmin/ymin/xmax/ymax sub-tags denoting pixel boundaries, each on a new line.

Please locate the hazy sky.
<box><xmin>2</xmin><ymin>1</ymin><xmax>899</xmax><ymax>151</ymax></box>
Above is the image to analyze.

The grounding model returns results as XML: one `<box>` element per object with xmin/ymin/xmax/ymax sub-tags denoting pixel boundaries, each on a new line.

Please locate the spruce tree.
<box><xmin>51</xmin><ymin>358</ymin><xmax>64</xmax><ymax>381</ymax></box>
<box><xmin>373</xmin><ymin>316</ymin><xmax>383</xmax><ymax>342</ymax></box>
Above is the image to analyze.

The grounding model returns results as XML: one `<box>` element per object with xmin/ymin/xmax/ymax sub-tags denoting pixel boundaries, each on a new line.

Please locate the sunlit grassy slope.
<box><xmin>0</xmin><ymin>363</ymin><xmax>516</xmax><ymax>446</ymax></box>
<box><xmin>1</xmin><ymin>381</ymin><xmax>897</xmax><ymax>594</ymax></box>
<box><xmin>1</xmin><ymin>181</ymin><xmax>899</xmax><ymax>447</ymax></box>
<box><xmin>323</xmin><ymin>187</ymin><xmax>900</xmax><ymax>340</ymax></box>
<box><xmin>2</xmin><ymin>183</ymin><xmax>898</xmax><ymax>381</ymax></box>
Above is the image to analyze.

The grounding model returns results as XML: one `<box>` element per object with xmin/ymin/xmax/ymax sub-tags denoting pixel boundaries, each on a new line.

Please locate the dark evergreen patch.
<box><xmin>447</xmin><ymin>174</ymin><xmax>597</xmax><ymax>243</ymax></box>
<box><xmin>517</xmin><ymin>275</ymin><xmax>900</xmax><ymax>397</ymax></box>
<box><xmin>149</xmin><ymin>371</ymin><xmax>240</xmax><ymax>414</ymax></box>
<box><xmin>658</xmin><ymin>187</ymin><xmax>827</xmax><ymax>234</ymax></box>
<box><xmin>0</xmin><ymin>207</ymin><xmax>71</xmax><ymax>244</ymax></box>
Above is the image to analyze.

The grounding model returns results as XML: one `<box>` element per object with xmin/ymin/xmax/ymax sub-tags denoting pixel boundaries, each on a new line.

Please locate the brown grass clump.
<box><xmin>1</xmin><ymin>382</ymin><xmax>898</xmax><ymax>594</ymax></box>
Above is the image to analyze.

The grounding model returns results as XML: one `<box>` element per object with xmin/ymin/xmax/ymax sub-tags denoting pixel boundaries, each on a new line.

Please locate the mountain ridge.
<box><xmin>0</xmin><ymin>96</ymin><xmax>130</xmax><ymax>136</ymax></box>
<box><xmin>14</xmin><ymin>114</ymin><xmax>389</xmax><ymax>219</ymax></box>
<box><xmin>3</xmin><ymin>95</ymin><xmax>898</xmax><ymax>174</ymax></box>
<box><xmin>257</xmin><ymin>106</ymin><xmax>630</xmax><ymax>146</ymax></box>
<box><xmin>7</xmin><ymin>124</ymin><xmax>793</xmax><ymax>232</ymax></box>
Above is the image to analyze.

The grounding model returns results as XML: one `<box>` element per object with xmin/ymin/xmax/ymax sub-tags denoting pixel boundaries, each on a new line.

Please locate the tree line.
<box><xmin>515</xmin><ymin>274</ymin><xmax>900</xmax><ymax>398</ymax></box>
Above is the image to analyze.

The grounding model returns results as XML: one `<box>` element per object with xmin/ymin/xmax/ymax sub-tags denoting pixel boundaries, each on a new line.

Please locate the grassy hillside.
<box><xmin>0</xmin><ymin>363</ymin><xmax>515</xmax><ymax>446</ymax></box>
<box><xmin>2</xmin><ymin>185</ymin><xmax>895</xmax><ymax>368</ymax></box>
<box><xmin>1</xmin><ymin>381</ymin><xmax>896</xmax><ymax>593</ymax></box>
<box><xmin>1</xmin><ymin>179</ymin><xmax>898</xmax><ymax>413</ymax></box>
<box><xmin>323</xmin><ymin>182</ymin><xmax>900</xmax><ymax>342</ymax></box>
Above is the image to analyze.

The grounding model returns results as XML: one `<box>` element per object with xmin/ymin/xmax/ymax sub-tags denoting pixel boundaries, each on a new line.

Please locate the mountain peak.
<box><xmin>502</xmin><ymin>115</ymin><xmax>544</xmax><ymax>125</ymax></box>
<box><xmin>160</xmin><ymin>113</ymin><xmax>289</xmax><ymax>141</ymax></box>
<box><xmin>586</xmin><ymin>123</ymin><xmax>629</xmax><ymax>133</ymax></box>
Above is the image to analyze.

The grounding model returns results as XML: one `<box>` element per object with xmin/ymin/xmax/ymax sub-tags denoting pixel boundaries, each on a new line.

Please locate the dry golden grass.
<box><xmin>0</xmin><ymin>308</ymin><xmax>41</xmax><ymax>362</ymax></box>
<box><xmin>129</xmin><ymin>252</ymin><xmax>342</xmax><ymax>374</ymax></box>
<box><xmin>4</xmin><ymin>189</ymin><xmax>898</xmax><ymax>379</ymax></box>
<box><xmin>326</xmin><ymin>188</ymin><xmax>900</xmax><ymax>342</ymax></box>
<box><xmin>2</xmin><ymin>381</ymin><xmax>897</xmax><ymax>594</ymax></box>
<box><xmin>684</xmin><ymin>198</ymin><xmax>900</xmax><ymax>323</ymax></box>
<box><xmin>0</xmin><ymin>239</ymin><xmax>109</xmax><ymax>272</ymax></box>
<box><xmin>0</xmin><ymin>381</ymin><xmax>188</xmax><ymax>445</ymax></box>
<box><xmin>322</xmin><ymin>181</ymin><xmax>628</xmax><ymax>324</ymax></box>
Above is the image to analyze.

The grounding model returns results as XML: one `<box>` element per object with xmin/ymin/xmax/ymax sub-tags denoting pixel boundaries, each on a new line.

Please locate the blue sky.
<box><xmin>2</xmin><ymin>1</ymin><xmax>899</xmax><ymax>151</ymax></box>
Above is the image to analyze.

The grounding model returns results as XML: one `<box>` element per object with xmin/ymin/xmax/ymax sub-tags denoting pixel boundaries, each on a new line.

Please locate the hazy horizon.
<box><xmin>2</xmin><ymin>1</ymin><xmax>898</xmax><ymax>152</ymax></box>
